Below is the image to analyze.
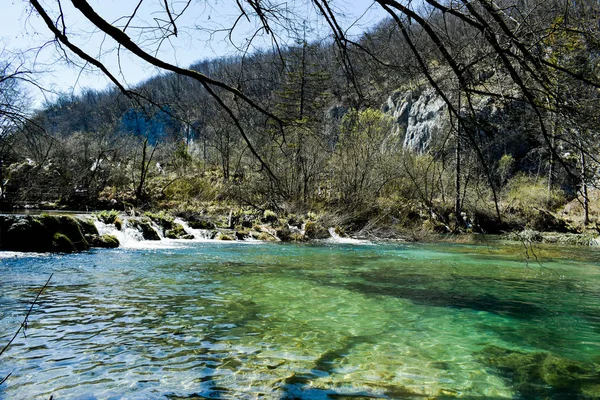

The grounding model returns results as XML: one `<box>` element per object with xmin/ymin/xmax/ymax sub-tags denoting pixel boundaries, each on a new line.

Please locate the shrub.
<box><xmin>95</xmin><ymin>210</ymin><xmax>120</xmax><ymax>225</ymax></box>
<box><xmin>504</xmin><ymin>174</ymin><xmax>565</xmax><ymax>212</ymax></box>
<box><xmin>262</xmin><ymin>209</ymin><xmax>277</xmax><ymax>223</ymax></box>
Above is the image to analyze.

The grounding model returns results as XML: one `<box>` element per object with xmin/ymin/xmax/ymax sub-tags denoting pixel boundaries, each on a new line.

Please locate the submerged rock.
<box><xmin>476</xmin><ymin>345</ymin><xmax>600</xmax><ymax>398</ymax></box>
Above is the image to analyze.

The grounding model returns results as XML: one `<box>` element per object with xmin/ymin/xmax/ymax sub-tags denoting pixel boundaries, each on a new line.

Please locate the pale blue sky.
<box><xmin>1</xmin><ymin>0</ymin><xmax>387</xmax><ymax>107</ymax></box>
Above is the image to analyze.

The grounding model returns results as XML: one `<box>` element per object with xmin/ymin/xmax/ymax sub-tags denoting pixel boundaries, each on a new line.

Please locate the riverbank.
<box><xmin>1</xmin><ymin>205</ymin><xmax>599</xmax><ymax>253</ymax></box>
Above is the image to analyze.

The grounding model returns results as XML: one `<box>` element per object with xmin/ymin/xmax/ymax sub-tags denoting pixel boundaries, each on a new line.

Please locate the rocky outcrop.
<box><xmin>383</xmin><ymin>87</ymin><xmax>446</xmax><ymax>153</ymax></box>
<box><xmin>0</xmin><ymin>214</ymin><xmax>121</xmax><ymax>253</ymax></box>
<box><xmin>304</xmin><ymin>221</ymin><xmax>330</xmax><ymax>240</ymax></box>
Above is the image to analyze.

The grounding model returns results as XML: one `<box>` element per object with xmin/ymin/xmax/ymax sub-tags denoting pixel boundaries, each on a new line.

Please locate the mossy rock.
<box><xmin>55</xmin><ymin>216</ymin><xmax>89</xmax><ymax>251</ymax></box>
<box><xmin>52</xmin><ymin>232</ymin><xmax>77</xmax><ymax>253</ymax></box>
<box><xmin>128</xmin><ymin>218</ymin><xmax>161</xmax><ymax>240</ymax></box>
<box><xmin>4</xmin><ymin>217</ymin><xmax>52</xmax><ymax>251</ymax></box>
<box><xmin>262</xmin><ymin>209</ymin><xmax>278</xmax><ymax>223</ymax></box>
<box><xmin>276</xmin><ymin>225</ymin><xmax>293</xmax><ymax>242</ymax></box>
<box><xmin>287</xmin><ymin>215</ymin><xmax>304</xmax><ymax>229</ymax></box>
<box><xmin>3</xmin><ymin>215</ymin><xmax>89</xmax><ymax>252</ymax></box>
<box><xmin>77</xmin><ymin>218</ymin><xmax>99</xmax><ymax>236</ymax></box>
<box><xmin>253</xmin><ymin>232</ymin><xmax>278</xmax><ymax>242</ymax></box>
<box><xmin>476</xmin><ymin>345</ymin><xmax>600</xmax><ymax>398</ymax></box>
<box><xmin>187</xmin><ymin>219</ymin><xmax>216</xmax><ymax>230</ymax></box>
<box><xmin>304</xmin><ymin>221</ymin><xmax>330</xmax><ymax>240</ymax></box>
<box><xmin>87</xmin><ymin>234</ymin><xmax>120</xmax><ymax>248</ymax></box>
<box><xmin>165</xmin><ymin>223</ymin><xmax>192</xmax><ymax>239</ymax></box>
<box><xmin>96</xmin><ymin>210</ymin><xmax>120</xmax><ymax>225</ymax></box>
<box><xmin>145</xmin><ymin>212</ymin><xmax>175</xmax><ymax>232</ymax></box>
<box><xmin>526</xmin><ymin>209</ymin><xmax>570</xmax><ymax>233</ymax></box>
<box><xmin>217</xmin><ymin>233</ymin><xmax>234</xmax><ymax>241</ymax></box>
<box><xmin>235</xmin><ymin>230</ymin><xmax>249</xmax><ymax>240</ymax></box>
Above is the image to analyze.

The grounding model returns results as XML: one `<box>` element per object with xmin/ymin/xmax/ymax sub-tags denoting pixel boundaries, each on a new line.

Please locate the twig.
<box><xmin>0</xmin><ymin>274</ymin><xmax>53</xmax><ymax>359</ymax></box>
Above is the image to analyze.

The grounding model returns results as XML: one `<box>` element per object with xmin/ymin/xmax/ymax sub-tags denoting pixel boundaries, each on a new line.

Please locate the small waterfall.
<box><xmin>327</xmin><ymin>227</ymin><xmax>371</xmax><ymax>245</ymax></box>
<box><xmin>93</xmin><ymin>218</ymin><xmax>176</xmax><ymax>249</ymax></box>
<box><xmin>94</xmin><ymin>219</ymin><xmax>144</xmax><ymax>248</ymax></box>
<box><xmin>144</xmin><ymin>220</ymin><xmax>164</xmax><ymax>239</ymax></box>
<box><xmin>174</xmin><ymin>218</ymin><xmax>215</xmax><ymax>241</ymax></box>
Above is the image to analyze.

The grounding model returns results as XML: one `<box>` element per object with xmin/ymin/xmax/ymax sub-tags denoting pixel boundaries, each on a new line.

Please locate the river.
<box><xmin>1</xmin><ymin>238</ymin><xmax>600</xmax><ymax>399</ymax></box>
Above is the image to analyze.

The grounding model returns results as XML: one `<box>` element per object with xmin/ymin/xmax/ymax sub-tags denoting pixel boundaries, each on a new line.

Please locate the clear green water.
<box><xmin>1</xmin><ymin>240</ymin><xmax>600</xmax><ymax>399</ymax></box>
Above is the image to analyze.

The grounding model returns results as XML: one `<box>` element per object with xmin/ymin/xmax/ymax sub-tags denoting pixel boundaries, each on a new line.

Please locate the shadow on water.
<box><xmin>341</xmin><ymin>272</ymin><xmax>547</xmax><ymax>319</ymax></box>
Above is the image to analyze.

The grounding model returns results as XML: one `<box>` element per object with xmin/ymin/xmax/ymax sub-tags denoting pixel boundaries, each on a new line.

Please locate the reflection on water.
<box><xmin>1</xmin><ymin>241</ymin><xmax>600</xmax><ymax>399</ymax></box>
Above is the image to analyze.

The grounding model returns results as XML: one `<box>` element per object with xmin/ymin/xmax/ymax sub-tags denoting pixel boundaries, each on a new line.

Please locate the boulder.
<box><xmin>165</xmin><ymin>223</ymin><xmax>193</xmax><ymax>239</ymax></box>
<box><xmin>0</xmin><ymin>215</ymin><xmax>90</xmax><ymax>253</ymax></box>
<box><xmin>304</xmin><ymin>221</ymin><xmax>330</xmax><ymax>240</ymax></box>
<box><xmin>52</xmin><ymin>232</ymin><xmax>77</xmax><ymax>253</ymax></box>
<box><xmin>87</xmin><ymin>234</ymin><xmax>120</xmax><ymax>248</ymax></box>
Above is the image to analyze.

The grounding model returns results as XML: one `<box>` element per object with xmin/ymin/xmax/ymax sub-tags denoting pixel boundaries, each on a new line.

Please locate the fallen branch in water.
<box><xmin>0</xmin><ymin>273</ymin><xmax>53</xmax><ymax>385</ymax></box>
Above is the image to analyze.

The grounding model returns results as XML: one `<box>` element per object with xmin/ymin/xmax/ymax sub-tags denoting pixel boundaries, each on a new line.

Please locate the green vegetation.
<box><xmin>1</xmin><ymin>0</ymin><xmax>598</xmax><ymax>239</ymax></box>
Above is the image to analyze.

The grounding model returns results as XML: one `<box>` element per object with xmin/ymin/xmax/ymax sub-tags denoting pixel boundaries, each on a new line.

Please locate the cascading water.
<box><xmin>94</xmin><ymin>219</ymin><xmax>145</xmax><ymax>248</ymax></box>
<box><xmin>327</xmin><ymin>227</ymin><xmax>371</xmax><ymax>244</ymax></box>
<box><xmin>174</xmin><ymin>218</ymin><xmax>216</xmax><ymax>241</ymax></box>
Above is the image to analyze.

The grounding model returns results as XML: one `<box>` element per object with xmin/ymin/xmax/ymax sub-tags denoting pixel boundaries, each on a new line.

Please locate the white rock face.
<box><xmin>384</xmin><ymin>87</ymin><xmax>447</xmax><ymax>153</ymax></box>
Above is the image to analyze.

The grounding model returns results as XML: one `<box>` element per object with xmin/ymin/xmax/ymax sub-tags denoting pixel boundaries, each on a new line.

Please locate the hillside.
<box><xmin>1</xmin><ymin>1</ymin><xmax>599</xmax><ymax>237</ymax></box>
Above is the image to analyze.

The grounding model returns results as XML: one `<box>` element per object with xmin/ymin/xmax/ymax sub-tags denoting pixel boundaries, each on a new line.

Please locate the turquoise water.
<box><xmin>1</xmin><ymin>240</ymin><xmax>600</xmax><ymax>399</ymax></box>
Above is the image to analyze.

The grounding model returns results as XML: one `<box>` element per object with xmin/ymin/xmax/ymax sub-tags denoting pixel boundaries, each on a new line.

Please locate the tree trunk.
<box><xmin>581</xmin><ymin>149</ymin><xmax>589</xmax><ymax>226</ymax></box>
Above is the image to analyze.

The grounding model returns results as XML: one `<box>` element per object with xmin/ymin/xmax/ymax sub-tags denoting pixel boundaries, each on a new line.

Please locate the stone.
<box><xmin>165</xmin><ymin>223</ymin><xmax>189</xmax><ymax>239</ymax></box>
<box><xmin>52</xmin><ymin>232</ymin><xmax>77</xmax><ymax>253</ymax></box>
<box><xmin>304</xmin><ymin>221</ymin><xmax>330</xmax><ymax>240</ymax></box>
<box><xmin>87</xmin><ymin>234</ymin><xmax>120</xmax><ymax>248</ymax></box>
<box><xmin>476</xmin><ymin>345</ymin><xmax>600</xmax><ymax>398</ymax></box>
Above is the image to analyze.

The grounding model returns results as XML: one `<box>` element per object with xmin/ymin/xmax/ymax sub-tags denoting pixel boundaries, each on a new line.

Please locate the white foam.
<box><xmin>326</xmin><ymin>227</ymin><xmax>372</xmax><ymax>245</ymax></box>
<box><xmin>174</xmin><ymin>218</ymin><xmax>216</xmax><ymax>241</ymax></box>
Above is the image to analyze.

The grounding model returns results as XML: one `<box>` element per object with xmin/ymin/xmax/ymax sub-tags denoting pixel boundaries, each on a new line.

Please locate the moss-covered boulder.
<box><xmin>304</xmin><ymin>221</ymin><xmax>330</xmax><ymax>240</ymax></box>
<box><xmin>52</xmin><ymin>232</ymin><xmax>77</xmax><ymax>253</ymax></box>
<box><xmin>262</xmin><ymin>209</ymin><xmax>278</xmax><ymax>224</ymax></box>
<box><xmin>2</xmin><ymin>216</ymin><xmax>51</xmax><ymax>251</ymax></box>
<box><xmin>187</xmin><ymin>219</ymin><xmax>216</xmax><ymax>230</ymax></box>
<box><xmin>217</xmin><ymin>232</ymin><xmax>234</xmax><ymax>241</ymax></box>
<box><xmin>87</xmin><ymin>234</ymin><xmax>120</xmax><ymax>248</ymax></box>
<box><xmin>276</xmin><ymin>225</ymin><xmax>293</xmax><ymax>242</ymax></box>
<box><xmin>526</xmin><ymin>208</ymin><xmax>571</xmax><ymax>233</ymax></box>
<box><xmin>165</xmin><ymin>223</ymin><xmax>193</xmax><ymax>239</ymax></box>
<box><xmin>251</xmin><ymin>231</ymin><xmax>278</xmax><ymax>242</ymax></box>
<box><xmin>476</xmin><ymin>345</ymin><xmax>600</xmax><ymax>398</ymax></box>
<box><xmin>145</xmin><ymin>212</ymin><xmax>174</xmax><ymax>235</ymax></box>
<box><xmin>0</xmin><ymin>215</ymin><xmax>90</xmax><ymax>253</ymax></box>
<box><xmin>78</xmin><ymin>218</ymin><xmax>99</xmax><ymax>236</ymax></box>
<box><xmin>235</xmin><ymin>230</ymin><xmax>249</xmax><ymax>240</ymax></box>
<box><xmin>52</xmin><ymin>215</ymin><xmax>89</xmax><ymax>251</ymax></box>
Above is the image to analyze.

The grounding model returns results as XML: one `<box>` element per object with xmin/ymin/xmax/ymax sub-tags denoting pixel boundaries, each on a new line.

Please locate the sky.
<box><xmin>0</xmin><ymin>0</ymin><xmax>388</xmax><ymax>108</ymax></box>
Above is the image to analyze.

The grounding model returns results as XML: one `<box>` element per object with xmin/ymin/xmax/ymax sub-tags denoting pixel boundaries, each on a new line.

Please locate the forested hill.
<box><xmin>2</xmin><ymin>0</ymin><xmax>599</xmax><ymax>235</ymax></box>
